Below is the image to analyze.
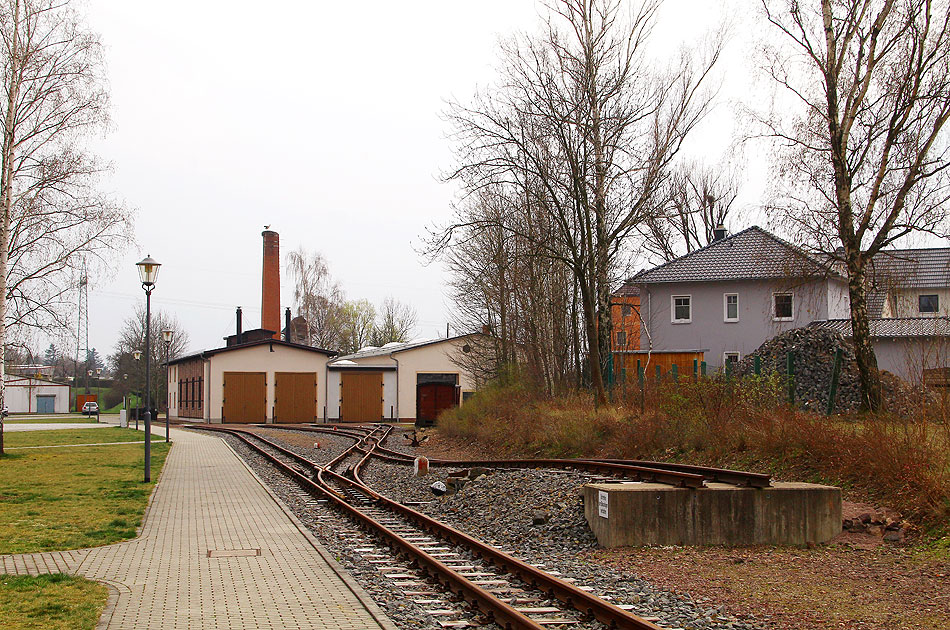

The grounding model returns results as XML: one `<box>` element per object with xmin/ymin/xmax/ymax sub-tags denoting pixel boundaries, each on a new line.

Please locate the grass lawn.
<box><xmin>0</xmin><ymin>573</ymin><xmax>107</xmax><ymax>630</ymax></box>
<box><xmin>0</xmin><ymin>428</ymin><xmax>170</xmax><ymax>553</ymax></box>
<box><xmin>5</xmin><ymin>417</ymin><xmax>98</xmax><ymax>424</ymax></box>
<box><xmin>4</xmin><ymin>428</ymin><xmax>163</xmax><ymax>449</ymax></box>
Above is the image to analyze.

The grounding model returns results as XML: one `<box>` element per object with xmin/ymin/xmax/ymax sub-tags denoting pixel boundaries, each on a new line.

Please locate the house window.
<box><xmin>773</xmin><ymin>293</ymin><xmax>794</xmax><ymax>321</ymax></box>
<box><xmin>724</xmin><ymin>351</ymin><xmax>740</xmax><ymax>366</ymax></box>
<box><xmin>724</xmin><ymin>293</ymin><xmax>739</xmax><ymax>322</ymax></box>
<box><xmin>919</xmin><ymin>294</ymin><xmax>939</xmax><ymax>314</ymax></box>
<box><xmin>672</xmin><ymin>295</ymin><xmax>691</xmax><ymax>323</ymax></box>
<box><xmin>616</xmin><ymin>331</ymin><xmax>627</xmax><ymax>348</ymax></box>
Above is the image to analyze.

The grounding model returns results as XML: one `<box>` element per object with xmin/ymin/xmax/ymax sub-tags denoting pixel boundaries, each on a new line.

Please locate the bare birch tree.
<box><xmin>0</xmin><ymin>0</ymin><xmax>131</xmax><ymax>454</ymax></box>
<box><xmin>434</xmin><ymin>0</ymin><xmax>722</xmax><ymax>404</ymax></box>
<box><xmin>760</xmin><ymin>0</ymin><xmax>950</xmax><ymax>410</ymax></box>
<box><xmin>285</xmin><ymin>246</ymin><xmax>345</xmax><ymax>349</ymax></box>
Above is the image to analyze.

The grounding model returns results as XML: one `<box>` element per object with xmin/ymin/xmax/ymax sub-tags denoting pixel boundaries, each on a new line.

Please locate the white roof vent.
<box><xmin>382</xmin><ymin>342</ymin><xmax>403</xmax><ymax>348</ymax></box>
<box><xmin>332</xmin><ymin>359</ymin><xmax>358</xmax><ymax>366</ymax></box>
<box><xmin>357</xmin><ymin>346</ymin><xmax>379</xmax><ymax>353</ymax></box>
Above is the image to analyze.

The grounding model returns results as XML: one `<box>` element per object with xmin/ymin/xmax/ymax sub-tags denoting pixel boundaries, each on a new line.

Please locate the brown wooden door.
<box><xmin>275</xmin><ymin>372</ymin><xmax>317</xmax><ymax>423</ymax></box>
<box><xmin>416</xmin><ymin>383</ymin><xmax>459</xmax><ymax>424</ymax></box>
<box><xmin>340</xmin><ymin>372</ymin><xmax>383</xmax><ymax>422</ymax></box>
<box><xmin>222</xmin><ymin>372</ymin><xmax>266</xmax><ymax>423</ymax></box>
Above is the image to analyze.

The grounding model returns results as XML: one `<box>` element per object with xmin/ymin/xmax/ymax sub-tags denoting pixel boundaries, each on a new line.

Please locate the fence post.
<box><xmin>700</xmin><ymin>361</ymin><xmax>707</xmax><ymax>377</ymax></box>
<box><xmin>725</xmin><ymin>359</ymin><xmax>733</xmax><ymax>379</ymax></box>
<box><xmin>655</xmin><ymin>365</ymin><xmax>662</xmax><ymax>381</ymax></box>
<box><xmin>825</xmin><ymin>348</ymin><xmax>843</xmax><ymax>415</ymax></box>
<box><xmin>671</xmin><ymin>364</ymin><xmax>678</xmax><ymax>381</ymax></box>
<box><xmin>754</xmin><ymin>356</ymin><xmax>761</xmax><ymax>376</ymax></box>
<box><xmin>787</xmin><ymin>351</ymin><xmax>796</xmax><ymax>405</ymax></box>
<box><xmin>637</xmin><ymin>362</ymin><xmax>645</xmax><ymax>413</ymax></box>
<box><xmin>693</xmin><ymin>358</ymin><xmax>698</xmax><ymax>381</ymax></box>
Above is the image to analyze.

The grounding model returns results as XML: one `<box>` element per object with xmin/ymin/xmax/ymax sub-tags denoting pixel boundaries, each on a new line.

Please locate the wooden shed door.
<box><xmin>275</xmin><ymin>372</ymin><xmax>317</xmax><ymax>424</ymax></box>
<box><xmin>340</xmin><ymin>372</ymin><xmax>383</xmax><ymax>422</ymax></box>
<box><xmin>222</xmin><ymin>372</ymin><xmax>266</xmax><ymax>423</ymax></box>
<box><xmin>416</xmin><ymin>384</ymin><xmax>459</xmax><ymax>424</ymax></box>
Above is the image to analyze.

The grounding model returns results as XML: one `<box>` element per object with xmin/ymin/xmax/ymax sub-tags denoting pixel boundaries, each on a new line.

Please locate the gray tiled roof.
<box><xmin>812</xmin><ymin>317</ymin><xmax>950</xmax><ymax>338</ymax></box>
<box><xmin>868</xmin><ymin>248</ymin><xmax>950</xmax><ymax>289</ymax></box>
<box><xmin>628</xmin><ymin>226</ymin><xmax>839</xmax><ymax>284</ymax></box>
<box><xmin>866</xmin><ymin>291</ymin><xmax>887</xmax><ymax>318</ymax></box>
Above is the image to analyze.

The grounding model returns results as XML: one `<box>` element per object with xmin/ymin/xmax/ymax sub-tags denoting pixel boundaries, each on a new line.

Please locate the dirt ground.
<box><xmin>415</xmin><ymin>430</ymin><xmax>950</xmax><ymax>630</ymax></box>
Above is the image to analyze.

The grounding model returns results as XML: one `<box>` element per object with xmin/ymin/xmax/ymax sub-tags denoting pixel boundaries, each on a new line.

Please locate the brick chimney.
<box><xmin>261</xmin><ymin>229</ymin><xmax>280</xmax><ymax>339</ymax></box>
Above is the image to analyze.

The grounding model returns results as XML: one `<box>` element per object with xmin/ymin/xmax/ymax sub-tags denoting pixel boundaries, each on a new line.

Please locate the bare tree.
<box><xmin>285</xmin><ymin>246</ymin><xmax>345</xmax><ymax>349</ymax></box>
<box><xmin>338</xmin><ymin>299</ymin><xmax>377</xmax><ymax>354</ymax></box>
<box><xmin>435</xmin><ymin>0</ymin><xmax>723</xmax><ymax>404</ymax></box>
<box><xmin>760</xmin><ymin>0</ymin><xmax>950</xmax><ymax>410</ymax></box>
<box><xmin>639</xmin><ymin>159</ymin><xmax>740</xmax><ymax>261</ymax></box>
<box><xmin>369</xmin><ymin>296</ymin><xmax>416</xmax><ymax>346</ymax></box>
<box><xmin>109</xmin><ymin>305</ymin><xmax>189</xmax><ymax>412</ymax></box>
<box><xmin>0</xmin><ymin>0</ymin><xmax>131</xmax><ymax>454</ymax></box>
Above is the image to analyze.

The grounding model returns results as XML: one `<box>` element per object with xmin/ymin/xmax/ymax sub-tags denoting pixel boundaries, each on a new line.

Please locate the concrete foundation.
<box><xmin>584</xmin><ymin>481</ymin><xmax>841</xmax><ymax>547</ymax></box>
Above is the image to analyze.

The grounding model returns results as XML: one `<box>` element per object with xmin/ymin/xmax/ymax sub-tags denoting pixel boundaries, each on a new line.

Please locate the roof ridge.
<box><xmin>629</xmin><ymin>225</ymin><xmax>762</xmax><ymax>281</ymax></box>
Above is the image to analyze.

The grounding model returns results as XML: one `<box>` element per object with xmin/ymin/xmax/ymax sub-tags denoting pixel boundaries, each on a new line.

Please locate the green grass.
<box><xmin>0</xmin><ymin>431</ymin><xmax>170</xmax><ymax>553</ymax></box>
<box><xmin>4</xmin><ymin>428</ymin><xmax>163</xmax><ymax>449</ymax></box>
<box><xmin>0</xmin><ymin>573</ymin><xmax>107</xmax><ymax>630</ymax></box>
<box><xmin>5</xmin><ymin>417</ymin><xmax>98</xmax><ymax>424</ymax></box>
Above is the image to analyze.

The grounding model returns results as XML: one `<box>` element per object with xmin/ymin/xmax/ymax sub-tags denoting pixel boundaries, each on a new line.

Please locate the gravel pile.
<box><xmin>219</xmin><ymin>428</ymin><xmax>772</xmax><ymax>630</ymax></box>
<box><xmin>736</xmin><ymin>325</ymin><xmax>922</xmax><ymax>412</ymax></box>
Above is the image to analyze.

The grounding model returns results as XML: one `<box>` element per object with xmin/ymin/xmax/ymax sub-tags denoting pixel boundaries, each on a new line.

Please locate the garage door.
<box><xmin>340</xmin><ymin>372</ymin><xmax>383</xmax><ymax>423</ymax></box>
<box><xmin>36</xmin><ymin>395</ymin><xmax>56</xmax><ymax>414</ymax></box>
<box><xmin>416</xmin><ymin>383</ymin><xmax>459</xmax><ymax>425</ymax></box>
<box><xmin>275</xmin><ymin>372</ymin><xmax>317</xmax><ymax>424</ymax></box>
<box><xmin>222</xmin><ymin>372</ymin><xmax>266</xmax><ymax>423</ymax></box>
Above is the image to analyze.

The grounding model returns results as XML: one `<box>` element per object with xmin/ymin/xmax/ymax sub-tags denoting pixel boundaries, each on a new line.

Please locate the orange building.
<box><xmin>610</xmin><ymin>283</ymin><xmax>640</xmax><ymax>352</ymax></box>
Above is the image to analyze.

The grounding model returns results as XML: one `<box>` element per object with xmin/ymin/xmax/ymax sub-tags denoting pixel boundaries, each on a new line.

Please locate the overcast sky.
<box><xmin>78</xmin><ymin>0</ymin><xmax>755</xmax><ymax>359</ymax></box>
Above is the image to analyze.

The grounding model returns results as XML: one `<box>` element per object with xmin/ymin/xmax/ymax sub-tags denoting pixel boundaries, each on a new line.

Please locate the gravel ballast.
<box><xmin>216</xmin><ymin>427</ymin><xmax>772</xmax><ymax>630</ymax></box>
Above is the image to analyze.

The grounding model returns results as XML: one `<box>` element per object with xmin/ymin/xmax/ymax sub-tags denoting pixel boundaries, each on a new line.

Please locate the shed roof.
<box><xmin>811</xmin><ymin>317</ymin><xmax>950</xmax><ymax>338</ymax></box>
<box><xmin>167</xmin><ymin>339</ymin><xmax>336</xmax><ymax>366</ymax></box>
<box><xmin>331</xmin><ymin>334</ymin><xmax>475</xmax><ymax>362</ymax></box>
<box><xmin>626</xmin><ymin>226</ymin><xmax>840</xmax><ymax>285</ymax></box>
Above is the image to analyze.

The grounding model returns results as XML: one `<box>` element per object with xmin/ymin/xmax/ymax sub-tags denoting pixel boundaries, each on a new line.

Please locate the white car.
<box><xmin>82</xmin><ymin>401</ymin><xmax>100</xmax><ymax>416</ymax></box>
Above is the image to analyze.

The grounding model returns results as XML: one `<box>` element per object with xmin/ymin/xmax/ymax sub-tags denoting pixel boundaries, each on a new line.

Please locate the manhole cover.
<box><xmin>207</xmin><ymin>549</ymin><xmax>261</xmax><ymax>558</ymax></box>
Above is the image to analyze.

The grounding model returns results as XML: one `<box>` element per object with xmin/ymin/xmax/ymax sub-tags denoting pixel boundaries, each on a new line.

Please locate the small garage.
<box><xmin>326</xmin><ymin>336</ymin><xmax>478</xmax><ymax>424</ymax></box>
<box><xmin>3</xmin><ymin>375</ymin><xmax>70</xmax><ymax>414</ymax></box>
<box><xmin>274</xmin><ymin>372</ymin><xmax>317</xmax><ymax>423</ymax></box>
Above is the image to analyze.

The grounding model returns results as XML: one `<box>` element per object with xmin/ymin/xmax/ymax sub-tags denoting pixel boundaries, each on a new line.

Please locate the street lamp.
<box><xmin>136</xmin><ymin>255</ymin><xmax>161</xmax><ymax>483</ymax></box>
<box><xmin>161</xmin><ymin>329</ymin><xmax>173</xmax><ymax>443</ymax></box>
<box><xmin>95</xmin><ymin>367</ymin><xmax>103</xmax><ymax>394</ymax></box>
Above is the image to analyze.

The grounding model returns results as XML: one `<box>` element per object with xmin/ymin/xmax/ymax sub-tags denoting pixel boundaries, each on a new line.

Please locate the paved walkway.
<box><xmin>1</xmin><ymin>426</ymin><xmax>397</xmax><ymax>629</ymax></box>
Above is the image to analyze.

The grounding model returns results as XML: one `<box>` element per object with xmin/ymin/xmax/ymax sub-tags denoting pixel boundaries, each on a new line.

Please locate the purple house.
<box><xmin>618</xmin><ymin>226</ymin><xmax>950</xmax><ymax>382</ymax></box>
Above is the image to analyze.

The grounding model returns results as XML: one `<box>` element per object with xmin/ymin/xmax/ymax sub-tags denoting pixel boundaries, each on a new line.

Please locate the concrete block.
<box><xmin>584</xmin><ymin>481</ymin><xmax>841</xmax><ymax>547</ymax></box>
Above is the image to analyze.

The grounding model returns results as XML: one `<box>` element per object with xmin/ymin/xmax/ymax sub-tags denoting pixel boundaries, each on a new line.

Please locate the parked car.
<box><xmin>82</xmin><ymin>401</ymin><xmax>100</xmax><ymax>416</ymax></box>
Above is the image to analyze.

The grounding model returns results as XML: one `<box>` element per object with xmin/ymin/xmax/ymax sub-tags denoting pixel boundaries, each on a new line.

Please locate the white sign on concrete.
<box><xmin>598</xmin><ymin>490</ymin><xmax>609</xmax><ymax>518</ymax></box>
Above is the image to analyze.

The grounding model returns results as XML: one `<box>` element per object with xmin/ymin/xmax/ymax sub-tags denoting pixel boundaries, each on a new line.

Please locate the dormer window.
<box><xmin>919</xmin><ymin>294</ymin><xmax>939</xmax><ymax>314</ymax></box>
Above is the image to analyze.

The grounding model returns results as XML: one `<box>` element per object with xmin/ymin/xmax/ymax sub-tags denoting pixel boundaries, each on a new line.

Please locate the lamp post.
<box><xmin>161</xmin><ymin>329</ymin><xmax>173</xmax><ymax>443</ymax></box>
<box><xmin>136</xmin><ymin>255</ymin><xmax>161</xmax><ymax>483</ymax></box>
<box><xmin>132</xmin><ymin>350</ymin><xmax>141</xmax><ymax>430</ymax></box>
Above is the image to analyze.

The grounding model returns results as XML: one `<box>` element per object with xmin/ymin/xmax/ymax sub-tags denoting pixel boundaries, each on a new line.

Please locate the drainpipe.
<box><xmin>389</xmin><ymin>351</ymin><xmax>400</xmax><ymax>422</ymax></box>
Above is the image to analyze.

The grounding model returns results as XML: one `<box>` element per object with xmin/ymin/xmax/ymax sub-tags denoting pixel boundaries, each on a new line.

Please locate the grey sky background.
<box><xmin>78</xmin><ymin>0</ymin><xmax>758</xmax><ymax>358</ymax></box>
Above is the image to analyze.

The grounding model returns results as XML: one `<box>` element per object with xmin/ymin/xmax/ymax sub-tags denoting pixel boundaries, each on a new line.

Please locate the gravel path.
<box><xmin>221</xmin><ymin>427</ymin><xmax>773</xmax><ymax>630</ymax></box>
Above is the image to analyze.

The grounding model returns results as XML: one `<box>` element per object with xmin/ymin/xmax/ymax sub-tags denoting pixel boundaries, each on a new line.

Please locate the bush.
<box><xmin>439</xmin><ymin>374</ymin><xmax>950</xmax><ymax>530</ymax></box>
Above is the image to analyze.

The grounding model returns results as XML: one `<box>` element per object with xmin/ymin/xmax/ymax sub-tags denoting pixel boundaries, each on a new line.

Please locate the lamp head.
<box><xmin>133</xmin><ymin>350</ymin><xmax>142</xmax><ymax>361</ymax></box>
<box><xmin>136</xmin><ymin>255</ymin><xmax>161</xmax><ymax>287</ymax></box>
<box><xmin>162</xmin><ymin>329</ymin><xmax>173</xmax><ymax>343</ymax></box>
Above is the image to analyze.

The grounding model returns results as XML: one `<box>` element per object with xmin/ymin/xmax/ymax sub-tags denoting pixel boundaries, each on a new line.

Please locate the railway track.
<box><xmin>191</xmin><ymin>424</ymin><xmax>672</xmax><ymax>629</ymax></box>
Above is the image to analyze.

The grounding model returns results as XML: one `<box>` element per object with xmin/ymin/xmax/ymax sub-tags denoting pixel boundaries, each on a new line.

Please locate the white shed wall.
<box><xmin>3</xmin><ymin>377</ymin><xmax>70</xmax><ymax>413</ymax></box>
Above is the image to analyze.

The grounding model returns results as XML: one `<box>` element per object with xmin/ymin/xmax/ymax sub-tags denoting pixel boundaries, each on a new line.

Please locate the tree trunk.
<box><xmin>846</xmin><ymin>263</ymin><xmax>883</xmax><ymax>411</ymax></box>
<box><xmin>579</xmin><ymin>277</ymin><xmax>608</xmax><ymax>406</ymax></box>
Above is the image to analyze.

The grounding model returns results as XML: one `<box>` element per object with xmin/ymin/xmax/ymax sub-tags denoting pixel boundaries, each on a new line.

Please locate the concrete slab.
<box><xmin>0</xmin><ymin>426</ymin><xmax>397</xmax><ymax>629</ymax></box>
<box><xmin>584</xmin><ymin>481</ymin><xmax>841</xmax><ymax>547</ymax></box>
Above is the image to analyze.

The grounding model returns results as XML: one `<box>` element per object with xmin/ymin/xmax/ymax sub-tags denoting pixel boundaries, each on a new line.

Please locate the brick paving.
<box><xmin>1</xmin><ymin>426</ymin><xmax>397</xmax><ymax>629</ymax></box>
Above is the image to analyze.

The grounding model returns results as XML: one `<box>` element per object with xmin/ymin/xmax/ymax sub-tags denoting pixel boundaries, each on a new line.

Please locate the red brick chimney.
<box><xmin>261</xmin><ymin>229</ymin><xmax>280</xmax><ymax>339</ymax></box>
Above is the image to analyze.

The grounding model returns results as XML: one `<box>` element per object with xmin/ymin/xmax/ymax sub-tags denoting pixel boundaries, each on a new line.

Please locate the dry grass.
<box><xmin>439</xmin><ymin>376</ymin><xmax>950</xmax><ymax>532</ymax></box>
<box><xmin>0</xmin><ymin>573</ymin><xmax>107</xmax><ymax>630</ymax></box>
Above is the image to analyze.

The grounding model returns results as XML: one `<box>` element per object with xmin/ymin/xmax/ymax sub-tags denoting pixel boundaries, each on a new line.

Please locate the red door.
<box><xmin>416</xmin><ymin>383</ymin><xmax>459</xmax><ymax>424</ymax></box>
